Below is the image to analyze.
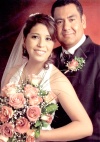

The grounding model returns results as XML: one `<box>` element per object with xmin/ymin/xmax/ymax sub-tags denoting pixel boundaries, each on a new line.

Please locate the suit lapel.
<box><xmin>74</xmin><ymin>47</ymin><xmax>87</xmax><ymax>60</ymax></box>
<box><xmin>74</xmin><ymin>36</ymin><xmax>94</xmax><ymax>59</ymax></box>
<box><xmin>53</xmin><ymin>36</ymin><xmax>94</xmax><ymax>77</ymax></box>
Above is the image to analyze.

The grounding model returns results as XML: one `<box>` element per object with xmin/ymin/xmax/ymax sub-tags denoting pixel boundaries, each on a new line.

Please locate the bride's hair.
<box><xmin>1</xmin><ymin>13</ymin><xmax>56</xmax><ymax>89</ymax></box>
<box><xmin>24</xmin><ymin>14</ymin><xmax>56</xmax><ymax>41</ymax></box>
<box><xmin>23</xmin><ymin>13</ymin><xmax>57</xmax><ymax>69</ymax></box>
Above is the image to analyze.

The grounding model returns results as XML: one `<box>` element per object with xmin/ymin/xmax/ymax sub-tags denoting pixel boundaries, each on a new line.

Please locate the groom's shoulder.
<box><xmin>91</xmin><ymin>40</ymin><xmax>100</xmax><ymax>55</ymax></box>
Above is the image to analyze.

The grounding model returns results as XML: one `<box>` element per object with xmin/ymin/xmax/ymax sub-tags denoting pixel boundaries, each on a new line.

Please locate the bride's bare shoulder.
<box><xmin>51</xmin><ymin>64</ymin><xmax>67</xmax><ymax>81</ymax></box>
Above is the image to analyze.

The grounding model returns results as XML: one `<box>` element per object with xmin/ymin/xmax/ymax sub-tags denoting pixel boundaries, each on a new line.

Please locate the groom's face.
<box><xmin>54</xmin><ymin>4</ymin><xmax>86</xmax><ymax>50</ymax></box>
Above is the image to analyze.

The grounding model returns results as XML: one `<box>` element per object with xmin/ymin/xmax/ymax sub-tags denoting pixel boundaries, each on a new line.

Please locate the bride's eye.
<box><xmin>32</xmin><ymin>35</ymin><xmax>39</xmax><ymax>39</ymax></box>
<box><xmin>46</xmin><ymin>37</ymin><xmax>52</xmax><ymax>41</ymax></box>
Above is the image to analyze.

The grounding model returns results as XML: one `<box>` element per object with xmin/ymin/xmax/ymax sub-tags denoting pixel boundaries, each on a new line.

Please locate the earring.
<box><xmin>23</xmin><ymin>48</ymin><xmax>27</xmax><ymax>54</ymax></box>
<box><xmin>44</xmin><ymin>62</ymin><xmax>49</xmax><ymax>69</ymax></box>
<box><xmin>23</xmin><ymin>43</ymin><xmax>27</xmax><ymax>54</ymax></box>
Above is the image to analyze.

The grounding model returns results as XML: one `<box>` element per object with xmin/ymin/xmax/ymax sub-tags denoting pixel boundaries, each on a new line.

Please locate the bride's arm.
<box><xmin>38</xmin><ymin>65</ymin><xmax>93</xmax><ymax>141</ymax></box>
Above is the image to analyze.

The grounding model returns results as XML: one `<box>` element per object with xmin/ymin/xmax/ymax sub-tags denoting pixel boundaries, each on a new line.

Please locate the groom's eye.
<box><xmin>56</xmin><ymin>20</ymin><xmax>63</xmax><ymax>25</ymax></box>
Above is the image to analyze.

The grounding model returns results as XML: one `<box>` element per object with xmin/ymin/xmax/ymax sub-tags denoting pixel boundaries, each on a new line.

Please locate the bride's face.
<box><xmin>24</xmin><ymin>23</ymin><xmax>54</xmax><ymax>62</ymax></box>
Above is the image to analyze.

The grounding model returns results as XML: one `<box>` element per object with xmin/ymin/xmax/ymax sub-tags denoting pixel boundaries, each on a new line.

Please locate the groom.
<box><xmin>51</xmin><ymin>0</ymin><xmax>100</xmax><ymax>142</ymax></box>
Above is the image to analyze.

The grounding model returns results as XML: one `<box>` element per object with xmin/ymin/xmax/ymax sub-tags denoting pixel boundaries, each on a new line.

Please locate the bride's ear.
<box><xmin>23</xmin><ymin>37</ymin><xmax>26</xmax><ymax>48</ymax></box>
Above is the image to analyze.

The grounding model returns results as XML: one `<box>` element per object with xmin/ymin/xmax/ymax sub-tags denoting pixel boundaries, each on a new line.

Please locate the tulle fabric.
<box><xmin>1</xmin><ymin>25</ymin><xmax>28</xmax><ymax>89</ymax></box>
<box><xmin>1</xmin><ymin>13</ymin><xmax>54</xmax><ymax>90</ymax></box>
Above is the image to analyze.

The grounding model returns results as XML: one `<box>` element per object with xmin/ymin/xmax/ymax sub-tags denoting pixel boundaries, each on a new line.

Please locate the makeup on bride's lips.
<box><xmin>34</xmin><ymin>49</ymin><xmax>46</xmax><ymax>55</ymax></box>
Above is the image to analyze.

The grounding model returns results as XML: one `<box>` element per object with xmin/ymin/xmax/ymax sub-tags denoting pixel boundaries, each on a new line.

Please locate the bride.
<box><xmin>0</xmin><ymin>13</ymin><xmax>93</xmax><ymax>142</ymax></box>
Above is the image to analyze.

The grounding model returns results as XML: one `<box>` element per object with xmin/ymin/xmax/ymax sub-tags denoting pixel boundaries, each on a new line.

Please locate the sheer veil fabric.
<box><xmin>1</xmin><ymin>13</ymin><xmax>41</xmax><ymax>90</ymax></box>
<box><xmin>1</xmin><ymin>13</ymin><xmax>53</xmax><ymax>90</ymax></box>
<box><xmin>1</xmin><ymin>12</ymin><xmax>54</xmax><ymax>89</ymax></box>
<box><xmin>1</xmin><ymin>25</ymin><xmax>28</xmax><ymax>89</ymax></box>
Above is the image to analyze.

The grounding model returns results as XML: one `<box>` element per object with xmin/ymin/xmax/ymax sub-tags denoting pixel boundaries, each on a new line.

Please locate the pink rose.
<box><xmin>26</xmin><ymin>106</ymin><xmax>41</xmax><ymax>122</ymax></box>
<box><xmin>16</xmin><ymin>117</ymin><xmax>30</xmax><ymax>134</ymax></box>
<box><xmin>0</xmin><ymin>112</ymin><xmax>8</xmax><ymax>123</ymax></box>
<box><xmin>43</xmin><ymin>91</ymin><xmax>57</xmax><ymax>103</ymax></box>
<box><xmin>29</xmin><ymin>95</ymin><xmax>43</xmax><ymax>106</ymax></box>
<box><xmin>41</xmin><ymin>114</ymin><xmax>53</xmax><ymax>124</ymax></box>
<box><xmin>28</xmin><ymin>74</ymin><xmax>42</xmax><ymax>86</ymax></box>
<box><xmin>67</xmin><ymin>59</ymin><xmax>79</xmax><ymax>71</ymax></box>
<box><xmin>0</xmin><ymin>106</ymin><xmax>13</xmax><ymax>122</ymax></box>
<box><xmin>0</xmin><ymin>123</ymin><xmax>14</xmax><ymax>138</ymax></box>
<box><xmin>26</xmin><ymin>129</ymin><xmax>35</xmax><ymax>142</ymax></box>
<box><xmin>26</xmin><ymin>135</ymin><xmax>35</xmax><ymax>142</ymax></box>
<box><xmin>2</xmin><ymin>82</ymin><xmax>16</xmax><ymax>97</ymax></box>
<box><xmin>9</xmin><ymin>93</ymin><xmax>26</xmax><ymax>109</ymax></box>
<box><xmin>27</xmin><ymin>129</ymin><xmax>35</xmax><ymax>137</ymax></box>
<box><xmin>24</xmin><ymin>84</ymin><xmax>39</xmax><ymax>98</ymax></box>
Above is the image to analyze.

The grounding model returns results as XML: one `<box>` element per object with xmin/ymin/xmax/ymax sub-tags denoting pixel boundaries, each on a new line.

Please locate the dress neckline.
<box><xmin>21</xmin><ymin>62</ymin><xmax>47</xmax><ymax>80</ymax></box>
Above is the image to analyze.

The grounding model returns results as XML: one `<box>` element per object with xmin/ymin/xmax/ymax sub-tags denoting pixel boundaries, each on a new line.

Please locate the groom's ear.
<box><xmin>82</xmin><ymin>14</ymin><xmax>86</xmax><ymax>29</ymax></box>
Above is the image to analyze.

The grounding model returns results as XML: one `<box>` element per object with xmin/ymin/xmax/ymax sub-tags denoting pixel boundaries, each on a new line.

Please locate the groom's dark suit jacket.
<box><xmin>51</xmin><ymin>36</ymin><xmax>100</xmax><ymax>142</ymax></box>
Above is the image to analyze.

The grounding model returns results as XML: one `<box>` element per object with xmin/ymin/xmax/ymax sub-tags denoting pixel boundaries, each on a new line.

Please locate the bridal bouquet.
<box><xmin>0</xmin><ymin>74</ymin><xmax>58</xmax><ymax>142</ymax></box>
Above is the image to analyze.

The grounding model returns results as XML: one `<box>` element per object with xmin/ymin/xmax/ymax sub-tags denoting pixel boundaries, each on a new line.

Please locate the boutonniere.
<box><xmin>64</xmin><ymin>56</ymin><xmax>85</xmax><ymax>74</ymax></box>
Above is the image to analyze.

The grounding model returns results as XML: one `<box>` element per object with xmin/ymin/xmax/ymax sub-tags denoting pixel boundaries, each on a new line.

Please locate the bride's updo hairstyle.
<box><xmin>23</xmin><ymin>13</ymin><xmax>56</xmax><ymax>69</ymax></box>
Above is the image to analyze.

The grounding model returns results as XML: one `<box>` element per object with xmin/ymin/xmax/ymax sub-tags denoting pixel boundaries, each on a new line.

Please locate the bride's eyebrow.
<box><xmin>29</xmin><ymin>33</ymin><xmax>39</xmax><ymax>35</ymax></box>
<box><xmin>29</xmin><ymin>33</ymin><xmax>51</xmax><ymax>37</ymax></box>
<box><xmin>29</xmin><ymin>33</ymin><xmax>40</xmax><ymax>37</ymax></box>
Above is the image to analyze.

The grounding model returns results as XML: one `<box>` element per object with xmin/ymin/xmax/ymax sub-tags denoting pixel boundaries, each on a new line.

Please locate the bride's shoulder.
<box><xmin>51</xmin><ymin>64</ymin><xmax>67</xmax><ymax>80</ymax></box>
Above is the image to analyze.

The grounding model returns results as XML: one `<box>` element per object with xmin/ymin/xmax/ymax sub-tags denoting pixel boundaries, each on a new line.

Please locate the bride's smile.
<box><xmin>34</xmin><ymin>49</ymin><xmax>46</xmax><ymax>56</ymax></box>
<box><xmin>1</xmin><ymin>13</ymin><xmax>93</xmax><ymax>142</ymax></box>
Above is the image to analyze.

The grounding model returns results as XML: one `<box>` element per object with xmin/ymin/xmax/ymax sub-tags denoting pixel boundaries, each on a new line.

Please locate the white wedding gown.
<box><xmin>9</xmin><ymin>62</ymin><xmax>57</xmax><ymax>141</ymax></box>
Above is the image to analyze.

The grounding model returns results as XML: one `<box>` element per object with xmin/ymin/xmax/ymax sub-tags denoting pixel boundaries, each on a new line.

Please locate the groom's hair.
<box><xmin>51</xmin><ymin>0</ymin><xmax>83</xmax><ymax>17</ymax></box>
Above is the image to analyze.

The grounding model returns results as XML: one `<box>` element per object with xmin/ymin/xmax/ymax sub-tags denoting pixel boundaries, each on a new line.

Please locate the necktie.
<box><xmin>63</xmin><ymin>52</ymin><xmax>73</xmax><ymax>61</ymax></box>
<box><xmin>61</xmin><ymin>52</ymin><xmax>73</xmax><ymax>64</ymax></box>
<box><xmin>60</xmin><ymin>52</ymin><xmax>74</xmax><ymax>72</ymax></box>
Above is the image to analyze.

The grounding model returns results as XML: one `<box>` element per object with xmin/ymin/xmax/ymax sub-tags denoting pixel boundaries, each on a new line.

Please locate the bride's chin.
<box><xmin>32</xmin><ymin>57</ymin><xmax>47</xmax><ymax>63</ymax></box>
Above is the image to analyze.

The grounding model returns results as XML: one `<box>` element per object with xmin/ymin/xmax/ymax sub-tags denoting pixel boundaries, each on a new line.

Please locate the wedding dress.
<box><xmin>9</xmin><ymin>62</ymin><xmax>52</xmax><ymax>91</ymax></box>
<box><xmin>9</xmin><ymin>62</ymin><xmax>57</xmax><ymax>132</ymax></box>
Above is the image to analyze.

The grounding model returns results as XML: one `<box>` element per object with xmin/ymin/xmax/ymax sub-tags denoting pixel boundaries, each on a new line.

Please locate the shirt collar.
<box><xmin>62</xmin><ymin>34</ymin><xmax>86</xmax><ymax>55</ymax></box>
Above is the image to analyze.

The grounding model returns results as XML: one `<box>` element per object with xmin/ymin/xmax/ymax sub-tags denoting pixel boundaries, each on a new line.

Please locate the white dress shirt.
<box><xmin>61</xmin><ymin>34</ymin><xmax>86</xmax><ymax>55</ymax></box>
